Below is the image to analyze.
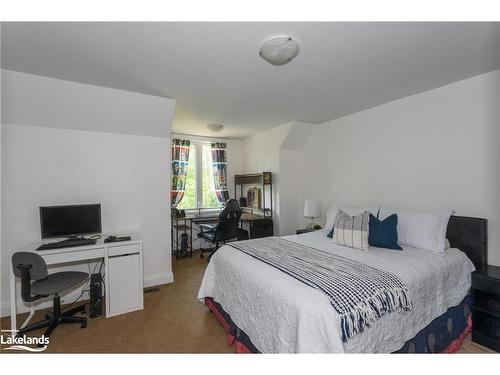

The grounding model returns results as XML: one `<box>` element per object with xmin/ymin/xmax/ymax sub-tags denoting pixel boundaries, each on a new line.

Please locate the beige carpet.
<box><xmin>1</xmin><ymin>253</ymin><xmax>233</xmax><ymax>353</ymax></box>
<box><xmin>0</xmin><ymin>252</ymin><xmax>494</xmax><ymax>353</ymax></box>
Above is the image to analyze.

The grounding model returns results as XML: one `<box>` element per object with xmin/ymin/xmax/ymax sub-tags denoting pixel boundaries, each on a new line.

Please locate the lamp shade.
<box><xmin>304</xmin><ymin>199</ymin><xmax>320</xmax><ymax>218</ymax></box>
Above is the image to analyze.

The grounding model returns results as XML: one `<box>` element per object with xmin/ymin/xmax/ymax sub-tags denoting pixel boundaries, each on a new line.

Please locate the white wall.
<box><xmin>242</xmin><ymin>123</ymin><xmax>292</xmax><ymax>235</ymax></box>
<box><xmin>278</xmin><ymin>122</ymin><xmax>315</xmax><ymax>235</ymax></box>
<box><xmin>302</xmin><ymin>70</ymin><xmax>500</xmax><ymax>266</ymax></box>
<box><xmin>241</xmin><ymin>122</ymin><xmax>314</xmax><ymax>235</ymax></box>
<box><xmin>1</xmin><ymin>71</ymin><xmax>175</xmax><ymax>316</ymax></box>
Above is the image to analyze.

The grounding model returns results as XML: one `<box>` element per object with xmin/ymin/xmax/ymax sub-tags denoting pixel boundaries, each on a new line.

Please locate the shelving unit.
<box><xmin>234</xmin><ymin>172</ymin><xmax>273</xmax><ymax>217</ymax></box>
<box><xmin>170</xmin><ymin>213</ymin><xmax>193</xmax><ymax>259</ymax></box>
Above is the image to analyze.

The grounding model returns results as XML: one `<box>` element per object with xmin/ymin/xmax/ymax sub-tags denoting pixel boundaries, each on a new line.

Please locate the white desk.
<box><xmin>10</xmin><ymin>234</ymin><xmax>144</xmax><ymax>338</ymax></box>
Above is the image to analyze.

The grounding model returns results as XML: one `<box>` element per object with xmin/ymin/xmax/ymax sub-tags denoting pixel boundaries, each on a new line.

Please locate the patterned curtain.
<box><xmin>211</xmin><ymin>142</ymin><xmax>229</xmax><ymax>205</ymax></box>
<box><xmin>171</xmin><ymin>139</ymin><xmax>191</xmax><ymax>208</ymax></box>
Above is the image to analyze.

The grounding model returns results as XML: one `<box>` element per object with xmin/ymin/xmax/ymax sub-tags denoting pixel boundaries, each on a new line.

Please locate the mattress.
<box><xmin>197</xmin><ymin>230</ymin><xmax>475</xmax><ymax>353</ymax></box>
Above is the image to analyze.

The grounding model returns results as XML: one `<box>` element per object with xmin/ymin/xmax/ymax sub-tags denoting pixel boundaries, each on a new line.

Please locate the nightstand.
<box><xmin>296</xmin><ymin>228</ymin><xmax>313</xmax><ymax>235</ymax></box>
<box><xmin>471</xmin><ymin>265</ymin><xmax>500</xmax><ymax>352</ymax></box>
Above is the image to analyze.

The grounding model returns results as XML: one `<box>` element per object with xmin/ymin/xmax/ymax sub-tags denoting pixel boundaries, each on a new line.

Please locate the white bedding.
<box><xmin>197</xmin><ymin>230</ymin><xmax>475</xmax><ymax>353</ymax></box>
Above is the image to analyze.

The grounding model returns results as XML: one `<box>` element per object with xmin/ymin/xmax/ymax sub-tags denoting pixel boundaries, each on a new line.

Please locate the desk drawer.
<box><xmin>42</xmin><ymin>247</ymin><xmax>106</xmax><ymax>265</ymax></box>
<box><xmin>108</xmin><ymin>243</ymin><xmax>140</xmax><ymax>257</ymax></box>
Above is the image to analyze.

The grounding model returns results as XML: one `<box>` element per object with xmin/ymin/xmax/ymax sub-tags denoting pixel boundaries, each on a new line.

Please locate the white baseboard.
<box><xmin>1</xmin><ymin>271</ymin><xmax>174</xmax><ymax>318</ymax></box>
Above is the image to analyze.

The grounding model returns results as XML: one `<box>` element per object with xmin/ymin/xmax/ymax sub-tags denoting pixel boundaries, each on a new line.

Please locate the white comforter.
<box><xmin>197</xmin><ymin>230</ymin><xmax>475</xmax><ymax>353</ymax></box>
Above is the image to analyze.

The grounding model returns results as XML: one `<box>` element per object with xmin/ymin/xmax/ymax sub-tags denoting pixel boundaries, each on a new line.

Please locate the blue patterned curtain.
<box><xmin>171</xmin><ymin>139</ymin><xmax>191</xmax><ymax>208</ymax></box>
<box><xmin>211</xmin><ymin>142</ymin><xmax>229</xmax><ymax>205</ymax></box>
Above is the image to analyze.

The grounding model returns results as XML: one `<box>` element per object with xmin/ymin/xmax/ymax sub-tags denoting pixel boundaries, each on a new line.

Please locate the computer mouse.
<box><xmin>105</xmin><ymin>235</ymin><xmax>116</xmax><ymax>242</ymax></box>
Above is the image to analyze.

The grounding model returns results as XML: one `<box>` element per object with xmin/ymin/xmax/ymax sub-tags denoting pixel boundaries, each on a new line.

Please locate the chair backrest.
<box><xmin>12</xmin><ymin>252</ymin><xmax>48</xmax><ymax>280</ymax></box>
<box><xmin>214</xmin><ymin>199</ymin><xmax>242</xmax><ymax>241</ymax></box>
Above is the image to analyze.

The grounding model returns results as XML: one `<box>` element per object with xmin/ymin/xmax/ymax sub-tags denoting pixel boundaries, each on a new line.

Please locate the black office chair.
<box><xmin>12</xmin><ymin>252</ymin><xmax>88</xmax><ymax>339</ymax></box>
<box><xmin>198</xmin><ymin>199</ymin><xmax>243</xmax><ymax>261</ymax></box>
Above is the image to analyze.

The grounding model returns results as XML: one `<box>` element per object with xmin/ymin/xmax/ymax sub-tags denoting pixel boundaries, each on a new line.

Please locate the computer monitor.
<box><xmin>40</xmin><ymin>204</ymin><xmax>102</xmax><ymax>239</ymax></box>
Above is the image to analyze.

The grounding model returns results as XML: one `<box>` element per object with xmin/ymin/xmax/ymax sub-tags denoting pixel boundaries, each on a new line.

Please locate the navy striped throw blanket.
<box><xmin>227</xmin><ymin>237</ymin><xmax>412</xmax><ymax>341</ymax></box>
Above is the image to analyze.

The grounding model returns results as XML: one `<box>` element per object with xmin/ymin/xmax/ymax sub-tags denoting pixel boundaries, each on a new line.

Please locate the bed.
<box><xmin>197</xmin><ymin>215</ymin><xmax>486</xmax><ymax>353</ymax></box>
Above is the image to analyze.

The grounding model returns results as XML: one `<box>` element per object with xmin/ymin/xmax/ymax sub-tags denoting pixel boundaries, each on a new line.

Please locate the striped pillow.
<box><xmin>332</xmin><ymin>209</ymin><xmax>370</xmax><ymax>250</ymax></box>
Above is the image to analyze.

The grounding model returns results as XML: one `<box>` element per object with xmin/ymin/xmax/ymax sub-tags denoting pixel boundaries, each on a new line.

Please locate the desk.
<box><xmin>10</xmin><ymin>234</ymin><xmax>144</xmax><ymax>339</ymax></box>
<box><xmin>171</xmin><ymin>215</ymin><xmax>220</xmax><ymax>258</ymax></box>
<box><xmin>171</xmin><ymin>213</ymin><xmax>273</xmax><ymax>258</ymax></box>
<box><xmin>187</xmin><ymin>213</ymin><xmax>263</xmax><ymax>225</ymax></box>
<box><xmin>240</xmin><ymin>212</ymin><xmax>265</xmax><ymax>224</ymax></box>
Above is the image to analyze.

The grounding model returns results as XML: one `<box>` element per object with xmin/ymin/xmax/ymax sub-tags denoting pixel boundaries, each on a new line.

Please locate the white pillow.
<box><xmin>332</xmin><ymin>210</ymin><xmax>370</xmax><ymax>250</ymax></box>
<box><xmin>444</xmin><ymin>238</ymin><xmax>451</xmax><ymax>250</ymax></box>
<box><xmin>379</xmin><ymin>207</ymin><xmax>453</xmax><ymax>255</ymax></box>
<box><xmin>325</xmin><ymin>205</ymin><xmax>379</xmax><ymax>232</ymax></box>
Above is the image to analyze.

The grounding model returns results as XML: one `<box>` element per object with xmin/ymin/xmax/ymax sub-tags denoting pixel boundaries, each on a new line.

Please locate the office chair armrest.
<box><xmin>16</xmin><ymin>264</ymin><xmax>42</xmax><ymax>303</ymax></box>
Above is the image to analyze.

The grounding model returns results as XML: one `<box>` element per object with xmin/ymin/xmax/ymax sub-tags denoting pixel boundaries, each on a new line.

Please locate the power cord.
<box><xmin>86</xmin><ymin>259</ymin><xmax>106</xmax><ymax>316</ymax></box>
<box><xmin>61</xmin><ymin>258</ymin><xmax>104</xmax><ymax>313</ymax></box>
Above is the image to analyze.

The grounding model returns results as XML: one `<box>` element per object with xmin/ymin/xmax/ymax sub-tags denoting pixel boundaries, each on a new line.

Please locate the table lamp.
<box><xmin>304</xmin><ymin>199</ymin><xmax>321</xmax><ymax>230</ymax></box>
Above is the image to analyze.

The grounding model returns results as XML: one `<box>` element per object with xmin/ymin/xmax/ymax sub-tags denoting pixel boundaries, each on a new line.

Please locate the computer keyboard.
<box><xmin>37</xmin><ymin>238</ymin><xmax>97</xmax><ymax>251</ymax></box>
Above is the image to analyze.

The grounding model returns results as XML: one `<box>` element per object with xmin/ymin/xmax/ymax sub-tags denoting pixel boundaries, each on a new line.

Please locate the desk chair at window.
<box><xmin>12</xmin><ymin>252</ymin><xmax>88</xmax><ymax>339</ymax></box>
<box><xmin>198</xmin><ymin>199</ymin><xmax>247</xmax><ymax>261</ymax></box>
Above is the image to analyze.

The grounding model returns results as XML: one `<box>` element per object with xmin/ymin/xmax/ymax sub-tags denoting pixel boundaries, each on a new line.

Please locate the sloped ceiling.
<box><xmin>2</xmin><ymin>22</ymin><xmax>499</xmax><ymax>138</ymax></box>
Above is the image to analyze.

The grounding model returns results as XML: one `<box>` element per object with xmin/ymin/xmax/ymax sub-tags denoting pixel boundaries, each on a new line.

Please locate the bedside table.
<box><xmin>471</xmin><ymin>265</ymin><xmax>500</xmax><ymax>352</ymax></box>
<box><xmin>296</xmin><ymin>228</ymin><xmax>314</xmax><ymax>235</ymax></box>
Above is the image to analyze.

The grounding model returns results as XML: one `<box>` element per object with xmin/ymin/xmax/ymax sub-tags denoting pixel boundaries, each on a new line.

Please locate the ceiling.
<box><xmin>2</xmin><ymin>22</ymin><xmax>499</xmax><ymax>139</ymax></box>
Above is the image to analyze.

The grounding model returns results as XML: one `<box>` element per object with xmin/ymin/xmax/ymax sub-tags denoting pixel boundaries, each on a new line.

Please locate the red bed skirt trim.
<box><xmin>205</xmin><ymin>297</ymin><xmax>473</xmax><ymax>354</ymax></box>
<box><xmin>440</xmin><ymin>313</ymin><xmax>472</xmax><ymax>353</ymax></box>
<box><xmin>205</xmin><ymin>298</ymin><xmax>253</xmax><ymax>353</ymax></box>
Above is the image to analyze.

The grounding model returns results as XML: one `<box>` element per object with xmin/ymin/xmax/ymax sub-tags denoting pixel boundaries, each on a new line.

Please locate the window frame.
<box><xmin>177</xmin><ymin>139</ymin><xmax>220</xmax><ymax>210</ymax></box>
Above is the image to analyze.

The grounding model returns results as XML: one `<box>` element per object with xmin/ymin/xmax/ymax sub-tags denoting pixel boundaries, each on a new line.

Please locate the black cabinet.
<box><xmin>471</xmin><ymin>265</ymin><xmax>500</xmax><ymax>352</ymax></box>
<box><xmin>250</xmin><ymin>218</ymin><xmax>274</xmax><ymax>239</ymax></box>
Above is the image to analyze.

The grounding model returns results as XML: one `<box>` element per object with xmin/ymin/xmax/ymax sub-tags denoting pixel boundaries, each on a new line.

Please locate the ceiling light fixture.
<box><xmin>259</xmin><ymin>36</ymin><xmax>300</xmax><ymax>66</ymax></box>
<box><xmin>207</xmin><ymin>123</ymin><xmax>224</xmax><ymax>133</ymax></box>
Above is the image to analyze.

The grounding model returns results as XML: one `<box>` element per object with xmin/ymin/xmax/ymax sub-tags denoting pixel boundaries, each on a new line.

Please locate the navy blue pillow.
<box><xmin>368</xmin><ymin>213</ymin><xmax>402</xmax><ymax>250</ymax></box>
<box><xmin>327</xmin><ymin>227</ymin><xmax>334</xmax><ymax>238</ymax></box>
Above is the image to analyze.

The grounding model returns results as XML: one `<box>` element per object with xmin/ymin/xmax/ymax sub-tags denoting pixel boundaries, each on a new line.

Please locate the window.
<box><xmin>177</xmin><ymin>145</ymin><xmax>196</xmax><ymax>209</ymax></box>
<box><xmin>201</xmin><ymin>145</ymin><xmax>220</xmax><ymax>208</ymax></box>
<box><xmin>177</xmin><ymin>142</ymin><xmax>220</xmax><ymax>209</ymax></box>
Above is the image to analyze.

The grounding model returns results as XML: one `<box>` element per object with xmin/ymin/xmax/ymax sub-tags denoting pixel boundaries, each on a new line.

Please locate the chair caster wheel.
<box><xmin>81</xmin><ymin>321</ymin><xmax>87</xmax><ymax>328</ymax></box>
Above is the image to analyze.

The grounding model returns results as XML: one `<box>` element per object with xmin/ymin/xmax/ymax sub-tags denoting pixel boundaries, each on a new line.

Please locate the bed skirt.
<box><xmin>204</xmin><ymin>292</ymin><xmax>472</xmax><ymax>353</ymax></box>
